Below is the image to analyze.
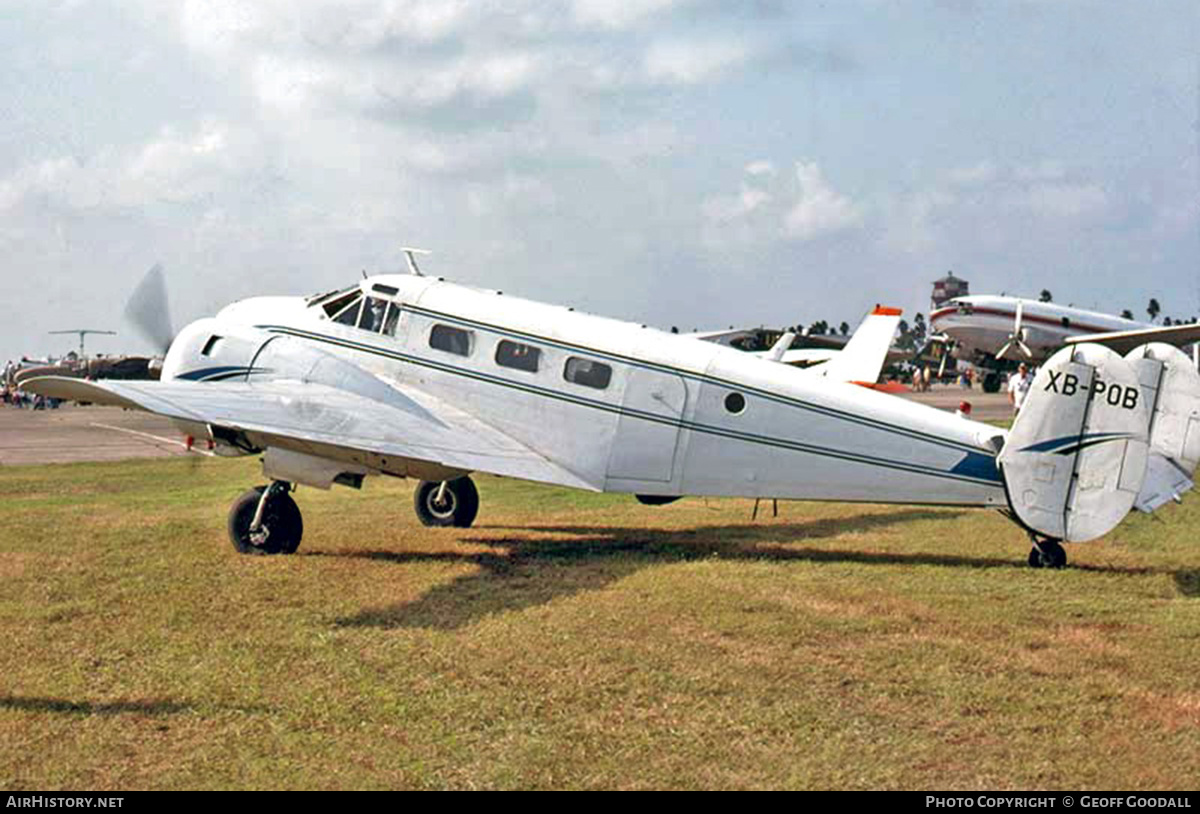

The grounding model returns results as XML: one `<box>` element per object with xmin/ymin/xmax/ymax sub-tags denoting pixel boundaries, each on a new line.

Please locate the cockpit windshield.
<box><xmin>322</xmin><ymin>289</ymin><xmax>363</xmax><ymax>319</ymax></box>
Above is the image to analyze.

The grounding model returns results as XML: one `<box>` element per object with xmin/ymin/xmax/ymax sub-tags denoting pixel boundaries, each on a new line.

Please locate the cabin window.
<box><xmin>430</xmin><ymin>324</ymin><xmax>473</xmax><ymax>356</ymax></box>
<box><xmin>332</xmin><ymin>298</ymin><xmax>362</xmax><ymax>326</ymax></box>
<box><xmin>323</xmin><ymin>290</ymin><xmax>362</xmax><ymax>319</ymax></box>
<box><xmin>724</xmin><ymin>392</ymin><xmax>746</xmax><ymax>414</ymax></box>
<box><xmin>1061</xmin><ymin>317</ymin><xmax>1071</xmax><ymax>328</ymax></box>
<box><xmin>200</xmin><ymin>335</ymin><xmax>223</xmax><ymax>357</ymax></box>
<box><xmin>495</xmin><ymin>340</ymin><xmax>541</xmax><ymax>373</ymax></box>
<box><xmin>563</xmin><ymin>357</ymin><xmax>612</xmax><ymax>390</ymax></box>
<box><xmin>956</xmin><ymin>302</ymin><xmax>974</xmax><ymax>316</ymax></box>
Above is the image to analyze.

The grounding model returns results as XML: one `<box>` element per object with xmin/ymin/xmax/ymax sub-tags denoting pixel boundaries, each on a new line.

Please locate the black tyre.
<box><xmin>982</xmin><ymin>372</ymin><xmax>1002</xmax><ymax>393</ymax></box>
<box><xmin>228</xmin><ymin>486</ymin><xmax>304</xmax><ymax>555</ymax></box>
<box><xmin>1028</xmin><ymin>540</ymin><xmax>1066</xmax><ymax>569</ymax></box>
<box><xmin>414</xmin><ymin>477</ymin><xmax>480</xmax><ymax>528</ymax></box>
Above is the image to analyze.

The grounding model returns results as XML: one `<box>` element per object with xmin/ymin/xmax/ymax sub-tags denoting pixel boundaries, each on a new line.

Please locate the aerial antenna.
<box><xmin>49</xmin><ymin>329</ymin><xmax>116</xmax><ymax>357</ymax></box>
<box><xmin>401</xmin><ymin>246</ymin><xmax>431</xmax><ymax>276</ymax></box>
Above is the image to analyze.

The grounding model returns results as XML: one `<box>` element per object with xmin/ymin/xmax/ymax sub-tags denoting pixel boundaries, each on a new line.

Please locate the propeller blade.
<box><xmin>124</xmin><ymin>264</ymin><xmax>175</xmax><ymax>354</ymax></box>
<box><xmin>997</xmin><ymin>302</ymin><xmax>1027</xmax><ymax>361</ymax></box>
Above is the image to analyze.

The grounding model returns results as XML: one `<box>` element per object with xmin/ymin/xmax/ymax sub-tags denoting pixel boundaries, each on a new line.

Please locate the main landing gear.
<box><xmin>414</xmin><ymin>477</ymin><xmax>479</xmax><ymax>528</ymax></box>
<box><xmin>228</xmin><ymin>481</ymin><xmax>303</xmax><ymax>555</ymax></box>
<box><xmin>1027</xmin><ymin>534</ymin><xmax>1067</xmax><ymax>569</ymax></box>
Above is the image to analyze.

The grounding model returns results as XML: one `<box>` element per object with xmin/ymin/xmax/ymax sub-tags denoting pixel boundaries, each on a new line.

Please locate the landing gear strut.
<box><xmin>414</xmin><ymin>477</ymin><xmax>479</xmax><ymax>528</ymax></box>
<box><xmin>228</xmin><ymin>481</ymin><xmax>303</xmax><ymax>555</ymax></box>
<box><xmin>1027</xmin><ymin>535</ymin><xmax>1067</xmax><ymax>569</ymax></box>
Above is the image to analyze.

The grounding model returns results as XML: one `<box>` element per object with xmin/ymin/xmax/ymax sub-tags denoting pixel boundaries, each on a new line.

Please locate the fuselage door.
<box><xmin>607</xmin><ymin>366</ymin><xmax>687</xmax><ymax>482</ymax></box>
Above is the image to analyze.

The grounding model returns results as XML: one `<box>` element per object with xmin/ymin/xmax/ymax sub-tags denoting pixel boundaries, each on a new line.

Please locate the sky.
<box><xmin>1</xmin><ymin>0</ymin><xmax>1197</xmax><ymax>362</ymax></box>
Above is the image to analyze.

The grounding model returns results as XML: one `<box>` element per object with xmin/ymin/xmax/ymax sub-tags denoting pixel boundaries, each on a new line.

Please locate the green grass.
<box><xmin>1</xmin><ymin>456</ymin><xmax>1198</xmax><ymax>789</ymax></box>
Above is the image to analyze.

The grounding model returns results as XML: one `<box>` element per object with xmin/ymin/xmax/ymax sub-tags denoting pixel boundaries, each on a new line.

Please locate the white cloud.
<box><xmin>0</xmin><ymin>122</ymin><xmax>260</xmax><ymax>212</ymax></box>
<box><xmin>1019</xmin><ymin>181</ymin><xmax>1108</xmax><ymax>219</ymax></box>
<box><xmin>783</xmin><ymin>161</ymin><xmax>863</xmax><ymax>241</ymax></box>
<box><xmin>572</xmin><ymin>0</ymin><xmax>688</xmax><ymax>29</ymax></box>
<box><xmin>947</xmin><ymin>161</ymin><xmax>997</xmax><ymax>187</ymax></box>
<box><xmin>702</xmin><ymin>185</ymin><xmax>772</xmax><ymax>223</ymax></box>
<box><xmin>643</xmin><ymin>37</ymin><xmax>751</xmax><ymax>85</ymax></box>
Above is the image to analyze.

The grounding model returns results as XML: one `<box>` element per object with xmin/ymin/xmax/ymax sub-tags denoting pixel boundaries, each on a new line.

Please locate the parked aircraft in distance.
<box><xmin>930</xmin><ymin>295</ymin><xmax>1200</xmax><ymax>392</ymax></box>
<box><xmin>26</xmin><ymin>264</ymin><xmax>1200</xmax><ymax>569</ymax></box>
<box><xmin>693</xmin><ymin>306</ymin><xmax>906</xmax><ymax>384</ymax></box>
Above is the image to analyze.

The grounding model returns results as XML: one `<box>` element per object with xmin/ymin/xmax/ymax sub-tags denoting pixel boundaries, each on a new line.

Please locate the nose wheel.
<box><xmin>228</xmin><ymin>481</ymin><xmax>303</xmax><ymax>555</ymax></box>
<box><xmin>414</xmin><ymin>477</ymin><xmax>479</xmax><ymax>528</ymax></box>
<box><xmin>1027</xmin><ymin>536</ymin><xmax>1067</xmax><ymax>569</ymax></box>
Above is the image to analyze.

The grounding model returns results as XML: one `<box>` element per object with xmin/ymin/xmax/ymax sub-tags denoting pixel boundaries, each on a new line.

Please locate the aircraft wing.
<box><xmin>1064</xmin><ymin>324</ymin><xmax>1200</xmax><ymax>356</ymax></box>
<box><xmin>23</xmin><ymin>376</ymin><xmax>599</xmax><ymax>491</ymax></box>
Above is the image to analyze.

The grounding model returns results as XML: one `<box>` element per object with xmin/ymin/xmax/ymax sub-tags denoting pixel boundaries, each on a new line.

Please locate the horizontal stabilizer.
<box><xmin>1065</xmin><ymin>323</ymin><xmax>1200</xmax><ymax>355</ymax></box>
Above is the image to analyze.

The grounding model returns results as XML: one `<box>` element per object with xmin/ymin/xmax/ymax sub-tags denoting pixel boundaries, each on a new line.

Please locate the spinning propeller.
<box><xmin>123</xmin><ymin>263</ymin><xmax>175</xmax><ymax>355</ymax></box>
<box><xmin>995</xmin><ymin>300</ymin><xmax>1033</xmax><ymax>360</ymax></box>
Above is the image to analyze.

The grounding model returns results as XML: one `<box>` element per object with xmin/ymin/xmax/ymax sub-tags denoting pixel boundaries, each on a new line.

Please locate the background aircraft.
<box><xmin>929</xmin><ymin>294</ymin><xmax>1200</xmax><ymax>392</ymax></box>
<box><xmin>25</xmin><ymin>265</ymin><xmax>1200</xmax><ymax>569</ymax></box>
<box><xmin>693</xmin><ymin>305</ymin><xmax>907</xmax><ymax>383</ymax></box>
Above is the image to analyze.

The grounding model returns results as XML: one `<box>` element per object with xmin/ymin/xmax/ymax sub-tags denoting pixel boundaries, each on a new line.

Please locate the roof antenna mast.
<box><xmin>401</xmin><ymin>246</ymin><xmax>431</xmax><ymax>277</ymax></box>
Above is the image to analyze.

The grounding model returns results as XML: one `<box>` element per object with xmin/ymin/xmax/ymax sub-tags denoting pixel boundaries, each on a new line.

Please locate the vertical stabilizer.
<box><xmin>998</xmin><ymin>344</ymin><xmax>1150</xmax><ymax>542</ymax></box>
<box><xmin>1124</xmin><ymin>343</ymin><xmax>1200</xmax><ymax>512</ymax></box>
<box><xmin>812</xmin><ymin>306</ymin><xmax>902</xmax><ymax>384</ymax></box>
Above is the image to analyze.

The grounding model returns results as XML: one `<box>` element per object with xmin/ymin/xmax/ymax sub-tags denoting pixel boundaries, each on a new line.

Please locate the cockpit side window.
<box><xmin>358</xmin><ymin>297</ymin><xmax>389</xmax><ymax>332</ymax></box>
<box><xmin>382</xmin><ymin>303</ymin><xmax>401</xmax><ymax>337</ymax></box>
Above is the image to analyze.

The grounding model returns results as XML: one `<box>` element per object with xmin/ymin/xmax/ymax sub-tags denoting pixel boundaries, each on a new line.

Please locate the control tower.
<box><xmin>931</xmin><ymin>271</ymin><xmax>969</xmax><ymax>310</ymax></box>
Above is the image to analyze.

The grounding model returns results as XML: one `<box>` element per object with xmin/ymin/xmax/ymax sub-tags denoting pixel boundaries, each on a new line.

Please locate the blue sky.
<box><xmin>1</xmin><ymin>0</ymin><xmax>1197</xmax><ymax>361</ymax></box>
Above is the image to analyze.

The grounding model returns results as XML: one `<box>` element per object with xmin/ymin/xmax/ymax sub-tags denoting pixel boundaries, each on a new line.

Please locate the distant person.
<box><xmin>1008</xmin><ymin>363</ymin><xmax>1034</xmax><ymax>415</ymax></box>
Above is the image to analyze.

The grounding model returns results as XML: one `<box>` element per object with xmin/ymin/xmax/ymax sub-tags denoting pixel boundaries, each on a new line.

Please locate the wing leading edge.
<box><xmin>24</xmin><ymin>376</ymin><xmax>599</xmax><ymax>491</ymax></box>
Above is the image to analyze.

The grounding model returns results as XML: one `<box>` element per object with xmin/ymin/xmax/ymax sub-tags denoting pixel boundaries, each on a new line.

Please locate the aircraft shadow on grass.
<box><xmin>326</xmin><ymin>507</ymin><xmax>1200</xmax><ymax>630</ymax></box>
<box><xmin>0</xmin><ymin>694</ymin><xmax>269</xmax><ymax>717</ymax></box>
<box><xmin>325</xmin><ymin>507</ymin><xmax>1049</xmax><ymax>631</ymax></box>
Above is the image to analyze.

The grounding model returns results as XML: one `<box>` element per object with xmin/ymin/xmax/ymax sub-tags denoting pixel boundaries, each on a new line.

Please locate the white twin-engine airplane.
<box><xmin>26</xmin><ymin>270</ymin><xmax>1200</xmax><ymax>569</ymax></box>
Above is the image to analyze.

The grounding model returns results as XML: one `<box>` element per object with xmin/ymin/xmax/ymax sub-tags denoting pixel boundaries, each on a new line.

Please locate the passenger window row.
<box><xmin>428</xmin><ymin>324</ymin><xmax>612</xmax><ymax>390</ymax></box>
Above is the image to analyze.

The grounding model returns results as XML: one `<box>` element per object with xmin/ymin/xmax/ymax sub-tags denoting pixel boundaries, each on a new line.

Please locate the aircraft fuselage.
<box><xmin>162</xmin><ymin>275</ymin><xmax>1009</xmax><ymax>508</ymax></box>
<box><xmin>930</xmin><ymin>295</ymin><xmax>1147</xmax><ymax>363</ymax></box>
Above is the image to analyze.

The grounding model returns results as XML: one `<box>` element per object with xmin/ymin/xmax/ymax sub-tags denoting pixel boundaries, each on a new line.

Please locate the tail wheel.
<box><xmin>414</xmin><ymin>477</ymin><xmax>479</xmax><ymax>528</ymax></box>
<box><xmin>1028</xmin><ymin>539</ymin><xmax>1067</xmax><ymax>569</ymax></box>
<box><xmin>228</xmin><ymin>485</ymin><xmax>303</xmax><ymax>555</ymax></box>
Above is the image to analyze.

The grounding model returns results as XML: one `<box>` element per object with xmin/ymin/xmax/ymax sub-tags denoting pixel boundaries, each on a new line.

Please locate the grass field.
<box><xmin>1</xmin><ymin>456</ymin><xmax>1198</xmax><ymax>790</ymax></box>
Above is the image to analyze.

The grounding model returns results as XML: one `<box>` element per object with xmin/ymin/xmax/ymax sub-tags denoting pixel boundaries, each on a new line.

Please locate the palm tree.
<box><xmin>1120</xmin><ymin>309</ymin><xmax>1134</xmax><ymax>320</ymax></box>
<box><xmin>1039</xmin><ymin>289</ymin><xmax>1053</xmax><ymax>302</ymax></box>
<box><xmin>1148</xmin><ymin>298</ymin><xmax>1161</xmax><ymax>323</ymax></box>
